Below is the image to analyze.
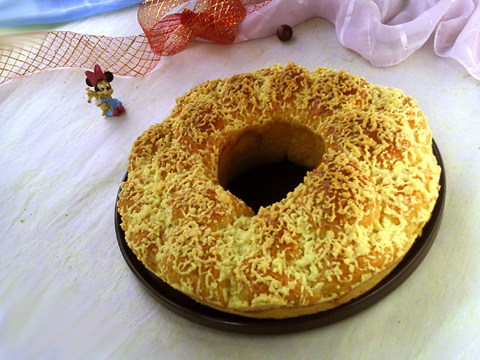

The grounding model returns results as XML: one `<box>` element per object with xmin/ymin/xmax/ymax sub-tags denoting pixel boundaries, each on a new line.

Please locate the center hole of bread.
<box><xmin>218</xmin><ymin>122</ymin><xmax>325</xmax><ymax>214</ymax></box>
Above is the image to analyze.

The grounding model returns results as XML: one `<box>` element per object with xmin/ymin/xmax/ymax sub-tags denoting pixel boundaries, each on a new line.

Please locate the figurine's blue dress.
<box><xmin>101</xmin><ymin>97</ymin><xmax>123</xmax><ymax>117</ymax></box>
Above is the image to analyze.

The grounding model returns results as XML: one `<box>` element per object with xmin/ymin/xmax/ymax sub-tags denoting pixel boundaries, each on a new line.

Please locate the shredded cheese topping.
<box><xmin>117</xmin><ymin>63</ymin><xmax>441</xmax><ymax>318</ymax></box>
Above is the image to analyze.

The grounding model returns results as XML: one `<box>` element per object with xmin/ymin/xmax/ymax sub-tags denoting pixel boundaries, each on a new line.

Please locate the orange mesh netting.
<box><xmin>0</xmin><ymin>0</ymin><xmax>271</xmax><ymax>85</ymax></box>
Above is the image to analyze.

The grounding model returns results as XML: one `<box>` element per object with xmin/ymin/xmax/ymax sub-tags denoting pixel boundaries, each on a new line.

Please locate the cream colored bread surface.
<box><xmin>117</xmin><ymin>63</ymin><xmax>441</xmax><ymax>319</ymax></box>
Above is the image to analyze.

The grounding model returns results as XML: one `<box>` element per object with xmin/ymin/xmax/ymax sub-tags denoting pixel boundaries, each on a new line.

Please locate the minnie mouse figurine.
<box><xmin>85</xmin><ymin>64</ymin><xmax>125</xmax><ymax>117</ymax></box>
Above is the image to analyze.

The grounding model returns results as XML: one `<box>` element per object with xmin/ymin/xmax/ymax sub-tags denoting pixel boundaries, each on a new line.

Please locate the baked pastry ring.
<box><xmin>117</xmin><ymin>63</ymin><xmax>441</xmax><ymax>319</ymax></box>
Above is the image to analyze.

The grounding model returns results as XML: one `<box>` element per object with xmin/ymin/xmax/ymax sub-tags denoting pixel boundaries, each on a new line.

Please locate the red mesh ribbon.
<box><xmin>0</xmin><ymin>0</ymin><xmax>271</xmax><ymax>85</ymax></box>
<box><xmin>140</xmin><ymin>0</ymin><xmax>249</xmax><ymax>56</ymax></box>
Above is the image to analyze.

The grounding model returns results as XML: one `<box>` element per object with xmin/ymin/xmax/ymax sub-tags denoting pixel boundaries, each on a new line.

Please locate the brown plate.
<box><xmin>114</xmin><ymin>140</ymin><xmax>445</xmax><ymax>334</ymax></box>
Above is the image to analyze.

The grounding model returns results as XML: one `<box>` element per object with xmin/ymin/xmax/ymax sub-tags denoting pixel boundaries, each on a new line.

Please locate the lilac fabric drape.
<box><xmin>238</xmin><ymin>0</ymin><xmax>480</xmax><ymax>79</ymax></box>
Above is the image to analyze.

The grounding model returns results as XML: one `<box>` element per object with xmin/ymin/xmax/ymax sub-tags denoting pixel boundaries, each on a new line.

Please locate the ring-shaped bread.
<box><xmin>117</xmin><ymin>63</ymin><xmax>441</xmax><ymax>319</ymax></box>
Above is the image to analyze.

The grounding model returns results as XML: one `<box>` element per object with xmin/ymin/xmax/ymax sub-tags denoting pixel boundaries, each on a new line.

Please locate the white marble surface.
<box><xmin>1</xmin><ymin>5</ymin><xmax>480</xmax><ymax>360</ymax></box>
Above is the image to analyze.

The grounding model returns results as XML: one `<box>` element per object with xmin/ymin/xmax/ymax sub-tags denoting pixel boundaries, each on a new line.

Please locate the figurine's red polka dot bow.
<box><xmin>138</xmin><ymin>0</ymin><xmax>248</xmax><ymax>56</ymax></box>
<box><xmin>85</xmin><ymin>64</ymin><xmax>107</xmax><ymax>87</ymax></box>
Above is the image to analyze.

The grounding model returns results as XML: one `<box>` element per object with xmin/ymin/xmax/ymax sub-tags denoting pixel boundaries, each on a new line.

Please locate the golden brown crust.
<box><xmin>117</xmin><ymin>63</ymin><xmax>441</xmax><ymax>318</ymax></box>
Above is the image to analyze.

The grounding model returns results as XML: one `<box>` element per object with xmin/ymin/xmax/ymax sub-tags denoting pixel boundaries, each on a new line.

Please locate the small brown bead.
<box><xmin>276</xmin><ymin>24</ymin><xmax>293</xmax><ymax>42</ymax></box>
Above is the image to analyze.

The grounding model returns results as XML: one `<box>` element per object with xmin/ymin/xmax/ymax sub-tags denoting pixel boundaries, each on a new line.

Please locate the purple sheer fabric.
<box><xmin>239</xmin><ymin>0</ymin><xmax>480</xmax><ymax>79</ymax></box>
